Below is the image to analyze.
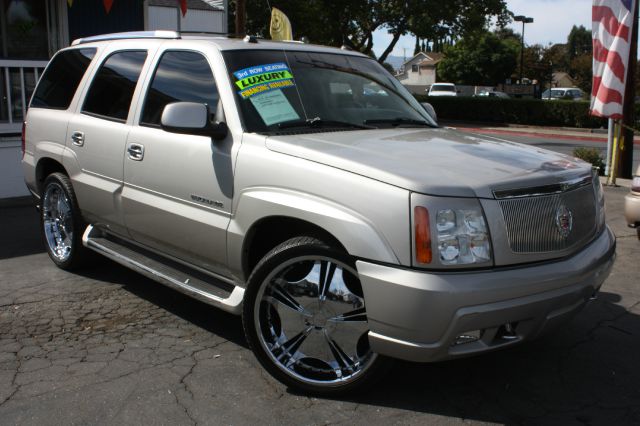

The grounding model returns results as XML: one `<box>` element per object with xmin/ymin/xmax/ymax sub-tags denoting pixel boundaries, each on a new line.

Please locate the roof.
<box><xmin>402</xmin><ymin>51</ymin><xmax>444</xmax><ymax>66</ymax></box>
<box><xmin>70</xmin><ymin>31</ymin><xmax>369</xmax><ymax>58</ymax></box>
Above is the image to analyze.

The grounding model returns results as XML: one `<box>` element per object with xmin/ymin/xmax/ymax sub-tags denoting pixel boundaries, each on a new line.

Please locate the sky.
<box><xmin>371</xmin><ymin>0</ymin><xmax>592</xmax><ymax>59</ymax></box>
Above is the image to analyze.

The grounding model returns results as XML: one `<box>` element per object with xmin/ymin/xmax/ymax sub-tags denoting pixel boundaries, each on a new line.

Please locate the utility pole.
<box><xmin>621</xmin><ymin>0</ymin><xmax>638</xmax><ymax>178</ymax></box>
<box><xmin>514</xmin><ymin>15</ymin><xmax>534</xmax><ymax>84</ymax></box>
<box><xmin>235</xmin><ymin>0</ymin><xmax>246</xmax><ymax>37</ymax></box>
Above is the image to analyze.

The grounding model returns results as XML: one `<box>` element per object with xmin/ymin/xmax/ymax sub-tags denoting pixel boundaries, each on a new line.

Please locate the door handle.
<box><xmin>127</xmin><ymin>143</ymin><xmax>145</xmax><ymax>161</ymax></box>
<box><xmin>71</xmin><ymin>131</ymin><xmax>84</xmax><ymax>147</ymax></box>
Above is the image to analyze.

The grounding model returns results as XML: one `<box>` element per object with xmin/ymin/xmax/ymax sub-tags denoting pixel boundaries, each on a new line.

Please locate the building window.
<box><xmin>0</xmin><ymin>0</ymin><xmax>58</xmax><ymax>59</ymax></box>
<box><xmin>411</xmin><ymin>64</ymin><xmax>418</xmax><ymax>73</ymax></box>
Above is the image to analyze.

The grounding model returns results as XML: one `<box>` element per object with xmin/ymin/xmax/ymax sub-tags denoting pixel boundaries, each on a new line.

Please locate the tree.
<box><xmin>235</xmin><ymin>0</ymin><xmax>510</xmax><ymax>63</ymax></box>
<box><xmin>567</xmin><ymin>25</ymin><xmax>591</xmax><ymax>59</ymax></box>
<box><xmin>438</xmin><ymin>30</ymin><xmax>518</xmax><ymax>85</ymax></box>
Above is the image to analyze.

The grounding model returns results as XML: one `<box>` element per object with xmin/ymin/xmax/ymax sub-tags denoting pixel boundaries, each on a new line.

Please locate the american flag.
<box><xmin>591</xmin><ymin>0</ymin><xmax>636</xmax><ymax>118</ymax></box>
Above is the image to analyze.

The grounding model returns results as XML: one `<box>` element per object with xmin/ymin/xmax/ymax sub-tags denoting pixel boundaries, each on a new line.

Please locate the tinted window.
<box><xmin>141</xmin><ymin>51</ymin><xmax>219</xmax><ymax>126</ymax></box>
<box><xmin>30</xmin><ymin>48</ymin><xmax>96</xmax><ymax>109</ymax></box>
<box><xmin>82</xmin><ymin>50</ymin><xmax>147</xmax><ymax>122</ymax></box>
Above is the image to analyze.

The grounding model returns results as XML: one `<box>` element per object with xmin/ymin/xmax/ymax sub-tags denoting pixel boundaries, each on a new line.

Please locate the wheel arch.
<box><xmin>36</xmin><ymin>157</ymin><xmax>68</xmax><ymax>195</ymax></box>
<box><xmin>241</xmin><ymin>216</ymin><xmax>348</xmax><ymax>281</ymax></box>
<box><xmin>227</xmin><ymin>188</ymin><xmax>400</xmax><ymax>284</ymax></box>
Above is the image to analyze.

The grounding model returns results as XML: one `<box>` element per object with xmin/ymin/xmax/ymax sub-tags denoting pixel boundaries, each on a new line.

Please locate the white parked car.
<box><xmin>428</xmin><ymin>83</ymin><xmax>457</xmax><ymax>97</ymax></box>
<box><xmin>541</xmin><ymin>87</ymin><xmax>584</xmax><ymax>101</ymax></box>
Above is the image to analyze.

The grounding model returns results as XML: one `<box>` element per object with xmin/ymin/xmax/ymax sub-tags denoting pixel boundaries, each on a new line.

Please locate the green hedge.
<box><xmin>413</xmin><ymin>95</ymin><xmax>615</xmax><ymax>128</ymax></box>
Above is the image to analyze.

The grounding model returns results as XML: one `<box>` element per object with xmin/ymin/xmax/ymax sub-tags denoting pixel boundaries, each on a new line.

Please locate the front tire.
<box><xmin>41</xmin><ymin>173</ymin><xmax>90</xmax><ymax>270</ymax></box>
<box><xmin>242</xmin><ymin>236</ymin><xmax>387</xmax><ymax>395</ymax></box>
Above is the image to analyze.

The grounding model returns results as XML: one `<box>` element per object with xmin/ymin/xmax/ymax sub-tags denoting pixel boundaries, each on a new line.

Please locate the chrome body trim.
<box><xmin>71</xmin><ymin>31</ymin><xmax>180</xmax><ymax>46</ymax></box>
<box><xmin>82</xmin><ymin>225</ymin><xmax>244</xmax><ymax>314</ymax></box>
<box><xmin>493</xmin><ymin>175</ymin><xmax>592</xmax><ymax>199</ymax></box>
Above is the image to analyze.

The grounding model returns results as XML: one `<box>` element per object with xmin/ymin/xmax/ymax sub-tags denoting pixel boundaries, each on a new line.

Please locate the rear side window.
<box><xmin>141</xmin><ymin>50</ymin><xmax>219</xmax><ymax>126</ymax></box>
<box><xmin>82</xmin><ymin>50</ymin><xmax>147</xmax><ymax>122</ymax></box>
<box><xmin>30</xmin><ymin>48</ymin><xmax>96</xmax><ymax>109</ymax></box>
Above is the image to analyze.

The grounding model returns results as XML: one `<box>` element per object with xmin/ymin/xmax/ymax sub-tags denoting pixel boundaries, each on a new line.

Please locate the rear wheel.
<box><xmin>41</xmin><ymin>173</ymin><xmax>90</xmax><ymax>270</ymax></box>
<box><xmin>243</xmin><ymin>236</ymin><xmax>387</xmax><ymax>395</ymax></box>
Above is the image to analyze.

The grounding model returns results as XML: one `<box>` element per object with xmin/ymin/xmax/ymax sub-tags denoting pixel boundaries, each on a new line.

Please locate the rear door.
<box><xmin>24</xmin><ymin>48</ymin><xmax>96</xmax><ymax>195</ymax></box>
<box><xmin>122</xmin><ymin>49</ymin><xmax>233</xmax><ymax>275</ymax></box>
<box><xmin>65</xmin><ymin>48</ymin><xmax>149</xmax><ymax>235</ymax></box>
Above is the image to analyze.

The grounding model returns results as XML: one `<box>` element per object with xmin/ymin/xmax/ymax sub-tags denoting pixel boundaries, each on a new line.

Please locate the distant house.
<box><xmin>551</xmin><ymin>72</ymin><xmax>577</xmax><ymax>88</ymax></box>
<box><xmin>395</xmin><ymin>52</ymin><xmax>443</xmax><ymax>94</ymax></box>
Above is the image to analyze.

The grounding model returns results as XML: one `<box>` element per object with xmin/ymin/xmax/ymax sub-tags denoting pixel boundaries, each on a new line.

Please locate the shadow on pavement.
<box><xmin>332</xmin><ymin>291</ymin><xmax>640</xmax><ymax>424</ymax></box>
<box><xmin>76</xmin><ymin>259</ymin><xmax>249</xmax><ymax>350</ymax></box>
<box><xmin>1</xmin><ymin>204</ymin><xmax>44</xmax><ymax>260</ymax></box>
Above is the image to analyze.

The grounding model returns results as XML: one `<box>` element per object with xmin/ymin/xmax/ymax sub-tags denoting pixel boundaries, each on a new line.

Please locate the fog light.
<box><xmin>452</xmin><ymin>329</ymin><xmax>483</xmax><ymax>346</ymax></box>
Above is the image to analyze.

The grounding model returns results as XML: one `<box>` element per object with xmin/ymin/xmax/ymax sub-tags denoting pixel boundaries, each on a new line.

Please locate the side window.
<box><xmin>82</xmin><ymin>50</ymin><xmax>147</xmax><ymax>122</ymax></box>
<box><xmin>141</xmin><ymin>51</ymin><xmax>219</xmax><ymax>126</ymax></box>
<box><xmin>30</xmin><ymin>48</ymin><xmax>96</xmax><ymax>109</ymax></box>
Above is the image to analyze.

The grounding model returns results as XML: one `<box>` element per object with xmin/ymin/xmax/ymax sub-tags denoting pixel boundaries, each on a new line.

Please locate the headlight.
<box><xmin>436</xmin><ymin>208</ymin><xmax>491</xmax><ymax>265</ymax></box>
<box><xmin>412</xmin><ymin>194</ymin><xmax>493</xmax><ymax>268</ymax></box>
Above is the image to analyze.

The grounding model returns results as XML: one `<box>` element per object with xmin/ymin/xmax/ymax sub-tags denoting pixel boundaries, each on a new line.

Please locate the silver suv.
<box><xmin>23</xmin><ymin>31</ymin><xmax>615</xmax><ymax>394</ymax></box>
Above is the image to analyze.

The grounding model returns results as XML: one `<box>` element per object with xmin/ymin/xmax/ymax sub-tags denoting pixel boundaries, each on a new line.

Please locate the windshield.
<box><xmin>222</xmin><ymin>49</ymin><xmax>435</xmax><ymax>133</ymax></box>
<box><xmin>431</xmin><ymin>85</ymin><xmax>455</xmax><ymax>92</ymax></box>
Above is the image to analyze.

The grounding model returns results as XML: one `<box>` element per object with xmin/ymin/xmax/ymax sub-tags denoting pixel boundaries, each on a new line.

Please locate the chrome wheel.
<box><xmin>254</xmin><ymin>255</ymin><xmax>377</xmax><ymax>387</ymax></box>
<box><xmin>42</xmin><ymin>182</ymin><xmax>74</xmax><ymax>262</ymax></box>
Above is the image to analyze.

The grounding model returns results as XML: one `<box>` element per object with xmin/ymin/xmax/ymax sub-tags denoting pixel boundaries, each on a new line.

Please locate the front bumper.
<box><xmin>357</xmin><ymin>226</ymin><xmax>616</xmax><ymax>363</ymax></box>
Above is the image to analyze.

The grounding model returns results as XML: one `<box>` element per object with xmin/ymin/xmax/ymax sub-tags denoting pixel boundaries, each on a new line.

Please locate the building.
<box><xmin>0</xmin><ymin>0</ymin><xmax>227</xmax><ymax>198</ymax></box>
<box><xmin>395</xmin><ymin>51</ymin><xmax>443</xmax><ymax>95</ymax></box>
<box><xmin>551</xmin><ymin>71</ymin><xmax>577</xmax><ymax>89</ymax></box>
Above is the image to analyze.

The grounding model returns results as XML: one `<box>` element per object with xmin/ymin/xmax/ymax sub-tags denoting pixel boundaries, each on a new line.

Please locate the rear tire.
<box><xmin>40</xmin><ymin>173</ymin><xmax>91</xmax><ymax>270</ymax></box>
<box><xmin>242</xmin><ymin>236</ymin><xmax>388</xmax><ymax>395</ymax></box>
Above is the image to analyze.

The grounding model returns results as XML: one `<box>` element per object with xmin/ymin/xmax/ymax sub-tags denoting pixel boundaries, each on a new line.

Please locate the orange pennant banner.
<box><xmin>103</xmin><ymin>0</ymin><xmax>114</xmax><ymax>14</ymax></box>
<box><xmin>178</xmin><ymin>0</ymin><xmax>187</xmax><ymax>16</ymax></box>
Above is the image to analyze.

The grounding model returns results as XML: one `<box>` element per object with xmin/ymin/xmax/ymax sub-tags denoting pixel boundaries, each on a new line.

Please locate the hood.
<box><xmin>265</xmin><ymin>128</ymin><xmax>591</xmax><ymax>198</ymax></box>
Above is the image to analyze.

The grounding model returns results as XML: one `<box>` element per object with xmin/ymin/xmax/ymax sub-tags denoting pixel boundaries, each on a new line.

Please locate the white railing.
<box><xmin>0</xmin><ymin>59</ymin><xmax>49</xmax><ymax>134</ymax></box>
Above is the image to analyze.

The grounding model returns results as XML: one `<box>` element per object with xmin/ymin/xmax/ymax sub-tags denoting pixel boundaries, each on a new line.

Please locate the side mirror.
<box><xmin>161</xmin><ymin>102</ymin><xmax>228</xmax><ymax>139</ymax></box>
<box><xmin>421</xmin><ymin>102</ymin><xmax>437</xmax><ymax>124</ymax></box>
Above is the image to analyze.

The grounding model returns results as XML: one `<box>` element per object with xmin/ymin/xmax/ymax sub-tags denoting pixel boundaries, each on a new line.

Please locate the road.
<box><xmin>457</xmin><ymin>127</ymin><xmax>640</xmax><ymax>173</ymax></box>
<box><xmin>0</xmin><ymin>180</ymin><xmax>639</xmax><ymax>424</ymax></box>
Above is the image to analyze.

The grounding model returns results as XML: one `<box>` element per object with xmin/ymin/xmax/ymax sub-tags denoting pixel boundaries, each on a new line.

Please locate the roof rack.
<box><xmin>71</xmin><ymin>30</ymin><xmax>180</xmax><ymax>46</ymax></box>
<box><xmin>179</xmin><ymin>30</ymin><xmax>229</xmax><ymax>36</ymax></box>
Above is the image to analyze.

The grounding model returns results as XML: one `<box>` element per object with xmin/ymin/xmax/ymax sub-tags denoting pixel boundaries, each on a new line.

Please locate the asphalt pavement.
<box><xmin>0</xmin><ymin>180</ymin><xmax>639</xmax><ymax>425</ymax></box>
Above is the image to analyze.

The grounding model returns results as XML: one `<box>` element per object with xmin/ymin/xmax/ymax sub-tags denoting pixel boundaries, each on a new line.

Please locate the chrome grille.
<box><xmin>498</xmin><ymin>184</ymin><xmax>597</xmax><ymax>253</ymax></box>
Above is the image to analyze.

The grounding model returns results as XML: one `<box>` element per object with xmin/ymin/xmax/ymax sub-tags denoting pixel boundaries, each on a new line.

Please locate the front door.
<box><xmin>122</xmin><ymin>50</ymin><xmax>233</xmax><ymax>275</ymax></box>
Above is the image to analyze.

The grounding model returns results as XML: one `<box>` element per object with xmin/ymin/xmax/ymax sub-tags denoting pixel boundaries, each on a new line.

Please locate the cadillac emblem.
<box><xmin>555</xmin><ymin>205</ymin><xmax>573</xmax><ymax>238</ymax></box>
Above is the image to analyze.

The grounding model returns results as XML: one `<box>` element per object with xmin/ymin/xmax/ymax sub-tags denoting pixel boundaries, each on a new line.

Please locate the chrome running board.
<box><xmin>82</xmin><ymin>225</ymin><xmax>244</xmax><ymax>314</ymax></box>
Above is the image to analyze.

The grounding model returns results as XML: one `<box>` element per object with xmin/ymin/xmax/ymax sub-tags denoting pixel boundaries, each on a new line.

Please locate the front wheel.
<box><xmin>242</xmin><ymin>237</ymin><xmax>387</xmax><ymax>395</ymax></box>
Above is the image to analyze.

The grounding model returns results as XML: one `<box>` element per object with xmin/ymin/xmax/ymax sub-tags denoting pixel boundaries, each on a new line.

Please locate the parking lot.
<box><xmin>1</xmin><ymin>184</ymin><xmax>639</xmax><ymax>425</ymax></box>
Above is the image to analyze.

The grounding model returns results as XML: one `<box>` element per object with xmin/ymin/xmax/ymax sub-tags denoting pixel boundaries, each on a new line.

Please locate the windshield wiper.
<box><xmin>278</xmin><ymin>117</ymin><xmax>374</xmax><ymax>130</ymax></box>
<box><xmin>364</xmin><ymin>117</ymin><xmax>435</xmax><ymax>128</ymax></box>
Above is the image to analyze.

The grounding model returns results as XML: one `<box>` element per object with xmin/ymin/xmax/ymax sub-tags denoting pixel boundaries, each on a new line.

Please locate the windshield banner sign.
<box><xmin>233</xmin><ymin>62</ymin><xmax>296</xmax><ymax>99</ymax></box>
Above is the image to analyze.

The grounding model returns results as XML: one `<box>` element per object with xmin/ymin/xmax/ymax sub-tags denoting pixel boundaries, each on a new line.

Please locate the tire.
<box><xmin>242</xmin><ymin>236</ymin><xmax>388</xmax><ymax>395</ymax></box>
<box><xmin>40</xmin><ymin>172</ymin><xmax>91</xmax><ymax>270</ymax></box>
